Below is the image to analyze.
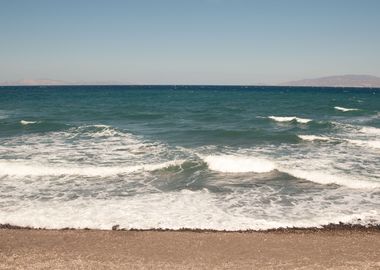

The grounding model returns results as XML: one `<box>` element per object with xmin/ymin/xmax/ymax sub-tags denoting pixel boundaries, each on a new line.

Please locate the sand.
<box><xmin>1</xmin><ymin>228</ymin><xmax>380</xmax><ymax>269</ymax></box>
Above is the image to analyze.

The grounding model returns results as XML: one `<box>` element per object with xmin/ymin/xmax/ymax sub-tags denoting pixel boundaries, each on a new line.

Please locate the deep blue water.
<box><xmin>0</xmin><ymin>85</ymin><xmax>379</xmax><ymax>230</ymax></box>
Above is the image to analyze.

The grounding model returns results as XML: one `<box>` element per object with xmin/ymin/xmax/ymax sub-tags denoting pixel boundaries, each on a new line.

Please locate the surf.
<box><xmin>0</xmin><ymin>160</ymin><xmax>184</xmax><ymax>177</ymax></box>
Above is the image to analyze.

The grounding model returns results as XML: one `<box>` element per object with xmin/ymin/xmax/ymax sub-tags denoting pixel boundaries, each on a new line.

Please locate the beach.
<box><xmin>1</xmin><ymin>227</ymin><xmax>380</xmax><ymax>269</ymax></box>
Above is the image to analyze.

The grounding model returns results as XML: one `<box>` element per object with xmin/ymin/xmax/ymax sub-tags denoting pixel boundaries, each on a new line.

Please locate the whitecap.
<box><xmin>334</xmin><ymin>106</ymin><xmax>360</xmax><ymax>112</ymax></box>
<box><xmin>20</xmin><ymin>120</ymin><xmax>37</xmax><ymax>125</ymax></box>
<box><xmin>203</xmin><ymin>155</ymin><xmax>275</xmax><ymax>173</ymax></box>
<box><xmin>268</xmin><ymin>116</ymin><xmax>311</xmax><ymax>124</ymax></box>
<box><xmin>298</xmin><ymin>135</ymin><xmax>331</xmax><ymax>142</ymax></box>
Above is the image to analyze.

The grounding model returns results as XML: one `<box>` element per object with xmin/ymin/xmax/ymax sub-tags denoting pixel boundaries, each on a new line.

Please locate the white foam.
<box><xmin>203</xmin><ymin>155</ymin><xmax>275</xmax><ymax>173</ymax></box>
<box><xmin>73</xmin><ymin>125</ymin><xmax>123</xmax><ymax>138</ymax></box>
<box><xmin>298</xmin><ymin>135</ymin><xmax>331</xmax><ymax>141</ymax></box>
<box><xmin>360</xmin><ymin>126</ymin><xmax>380</xmax><ymax>135</ymax></box>
<box><xmin>334</xmin><ymin>106</ymin><xmax>360</xmax><ymax>112</ymax></box>
<box><xmin>0</xmin><ymin>189</ymin><xmax>378</xmax><ymax>230</ymax></box>
<box><xmin>346</xmin><ymin>139</ymin><xmax>380</xmax><ymax>149</ymax></box>
<box><xmin>0</xmin><ymin>160</ymin><xmax>184</xmax><ymax>177</ymax></box>
<box><xmin>282</xmin><ymin>168</ymin><xmax>380</xmax><ymax>189</ymax></box>
<box><xmin>268</xmin><ymin>116</ymin><xmax>311</xmax><ymax>124</ymax></box>
<box><xmin>20</xmin><ymin>120</ymin><xmax>37</xmax><ymax>125</ymax></box>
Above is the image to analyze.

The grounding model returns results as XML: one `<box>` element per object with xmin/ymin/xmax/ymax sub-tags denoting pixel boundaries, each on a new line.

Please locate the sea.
<box><xmin>0</xmin><ymin>85</ymin><xmax>379</xmax><ymax>230</ymax></box>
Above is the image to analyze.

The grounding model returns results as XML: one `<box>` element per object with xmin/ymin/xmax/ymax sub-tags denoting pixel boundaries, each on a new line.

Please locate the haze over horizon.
<box><xmin>1</xmin><ymin>0</ymin><xmax>380</xmax><ymax>84</ymax></box>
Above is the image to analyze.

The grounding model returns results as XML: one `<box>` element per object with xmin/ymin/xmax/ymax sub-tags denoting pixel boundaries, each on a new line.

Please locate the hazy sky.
<box><xmin>1</xmin><ymin>0</ymin><xmax>380</xmax><ymax>84</ymax></box>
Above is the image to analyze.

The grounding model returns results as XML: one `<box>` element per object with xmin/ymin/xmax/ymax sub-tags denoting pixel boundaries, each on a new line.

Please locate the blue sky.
<box><xmin>1</xmin><ymin>0</ymin><xmax>379</xmax><ymax>84</ymax></box>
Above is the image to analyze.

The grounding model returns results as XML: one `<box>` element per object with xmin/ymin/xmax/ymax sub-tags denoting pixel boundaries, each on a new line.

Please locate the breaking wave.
<box><xmin>203</xmin><ymin>155</ymin><xmax>276</xmax><ymax>173</ymax></box>
<box><xmin>200</xmin><ymin>153</ymin><xmax>379</xmax><ymax>189</ymax></box>
<box><xmin>334</xmin><ymin>106</ymin><xmax>360</xmax><ymax>112</ymax></box>
<box><xmin>20</xmin><ymin>120</ymin><xmax>38</xmax><ymax>125</ymax></box>
<box><xmin>268</xmin><ymin>116</ymin><xmax>312</xmax><ymax>124</ymax></box>
<box><xmin>298</xmin><ymin>135</ymin><xmax>332</xmax><ymax>141</ymax></box>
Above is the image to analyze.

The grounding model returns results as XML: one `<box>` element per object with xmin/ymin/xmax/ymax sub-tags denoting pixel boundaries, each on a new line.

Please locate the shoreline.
<box><xmin>1</xmin><ymin>227</ymin><xmax>379</xmax><ymax>269</ymax></box>
<box><xmin>1</xmin><ymin>222</ymin><xmax>380</xmax><ymax>233</ymax></box>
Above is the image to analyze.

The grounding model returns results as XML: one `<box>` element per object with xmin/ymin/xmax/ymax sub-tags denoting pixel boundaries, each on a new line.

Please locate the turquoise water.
<box><xmin>0</xmin><ymin>85</ymin><xmax>379</xmax><ymax>230</ymax></box>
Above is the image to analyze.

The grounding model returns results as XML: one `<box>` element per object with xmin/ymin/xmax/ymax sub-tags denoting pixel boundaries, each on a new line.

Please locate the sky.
<box><xmin>1</xmin><ymin>0</ymin><xmax>380</xmax><ymax>85</ymax></box>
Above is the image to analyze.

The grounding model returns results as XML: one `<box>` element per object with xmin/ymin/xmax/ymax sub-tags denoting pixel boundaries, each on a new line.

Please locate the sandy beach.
<box><xmin>1</xmin><ymin>227</ymin><xmax>379</xmax><ymax>269</ymax></box>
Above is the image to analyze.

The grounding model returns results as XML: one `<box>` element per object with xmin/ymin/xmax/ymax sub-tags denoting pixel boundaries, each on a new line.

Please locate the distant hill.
<box><xmin>280</xmin><ymin>75</ymin><xmax>380</xmax><ymax>88</ymax></box>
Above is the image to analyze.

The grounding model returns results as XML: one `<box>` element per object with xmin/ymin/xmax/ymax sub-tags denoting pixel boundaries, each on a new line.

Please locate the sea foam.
<box><xmin>282</xmin><ymin>168</ymin><xmax>380</xmax><ymax>189</ymax></box>
<box><xmin>1</xmin><ymin>189</ymin><xmax>378</xmax><ymax>230</ymax></box>
<box><xmin>0</xmin><ymin>160</ymin><xmax>184</xmax><ymax>177</ymax></box>
<box><xmin>346</xmin><ymin>139</ymin><xmax>380</xmax><ymax>149</ymax></box>
<box><xmin>360</xmin><ymin>126</ymin><xmax>380</xmax><ymax>135</ymax></box>
<box><xmin>268</xmin><ymin>116</ymin><xmax>311</xmax><ymax>124</ymax></box>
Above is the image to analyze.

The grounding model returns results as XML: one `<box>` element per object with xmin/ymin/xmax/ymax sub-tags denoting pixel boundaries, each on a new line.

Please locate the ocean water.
<box><xmin>0</xmin><ymin>85</ymin><xmax>379</xmax><ymax>230</ymax></box>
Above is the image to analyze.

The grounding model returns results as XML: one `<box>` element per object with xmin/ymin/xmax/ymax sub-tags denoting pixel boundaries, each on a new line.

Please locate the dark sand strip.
<box><xmin>1</xmin><ymin>228</ymin><xmax>379</xmax><ymax>269</ymax></box>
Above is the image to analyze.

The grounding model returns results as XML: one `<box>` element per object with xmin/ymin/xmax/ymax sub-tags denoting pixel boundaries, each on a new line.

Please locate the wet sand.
<box><xmin>1</xmin><ymin>228</ymin><xmax>380</xmax><ymax>269</ymax></box>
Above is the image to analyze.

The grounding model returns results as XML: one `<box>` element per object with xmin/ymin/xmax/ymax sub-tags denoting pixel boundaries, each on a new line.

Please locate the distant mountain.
<box><xmin>280</xmin><ymin>75</ymin><xmax>380</xmax><ymax>88</ymax></box>
<box><xmin>0</xmin><ymin>79</ymin><xmax>132</xmax><ymax>86</ymax></box>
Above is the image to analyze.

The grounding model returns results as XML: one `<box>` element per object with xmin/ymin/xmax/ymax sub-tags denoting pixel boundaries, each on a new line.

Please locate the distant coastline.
<box><xmin>1</xmin><ymin>75</ymin><xmax>380</xmax><ymax>88</ymax></box>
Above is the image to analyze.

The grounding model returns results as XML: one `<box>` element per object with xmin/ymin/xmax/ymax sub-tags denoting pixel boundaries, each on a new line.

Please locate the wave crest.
<box><xmin>203</xmin><ymin>155</ymin><xmax>275</xmax><ymax>173</ymax></box>
<box><xmin>268</xmin><ymin>116</ymin><xmax>311</xmax><ymax>124</ymax></box>
<box><xmin>20</xmin><ymin>120</ymin><xmax>38</xmax><ymax>125</ymax></box>
<box><xmin>298</xmin><ymin>135</ymin><xmax>331</xmax><ymax>142</ymax></box>
<box><xmin>334</xmin><ymin>106</ymin><xmax>360</xmax><ymax>112</ymax></box>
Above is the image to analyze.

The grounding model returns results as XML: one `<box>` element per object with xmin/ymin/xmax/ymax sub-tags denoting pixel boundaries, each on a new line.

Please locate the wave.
<box><xmin>200</xmin><ymin>153</ymin><xmax>379</xmax><ymax>189</ymax></box>
<box><xmin>334</xmin><ymin>106</ymin><xmax>360</xmax><ymax>112</ymax></box>
<box><xmin>0</xmin><ymin>160</ymin><xmax>184</xmax><ymax>177</ymax></box>
<box><xmin>298</xmin><ymin>135</ymin><xmax>331</xmax><ymax>142</ymax></box>
<box><xmin>282</xmin><ymin>169</ymin><xmax>380</xmax><ymax>189</ymax></box>
<box><xmin>203</xmin><ymin>155</ymin><xmax>276</xmax><ymax>173</ymax></box>
<box><xmin>20</xmin><ymin>120</ymin><xmax>38</xmax><ymax>125</ymax></box>
<box><xmin>268</xmin><ymin>116</ymin><xmax>311</xmax><ymax>124</ymax></box>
